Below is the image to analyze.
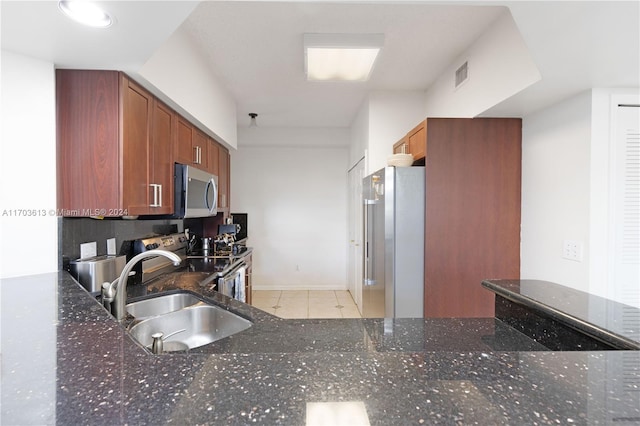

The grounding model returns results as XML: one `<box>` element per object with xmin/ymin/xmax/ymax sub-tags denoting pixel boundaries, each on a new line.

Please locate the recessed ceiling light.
<box><xmin>304</xmin><ymin>33</ymin><xmax>384</xmax><ymax>82</ymax></box>
<box><xmin>58</xmin><ymin>1</ymin><xmax>113</xmax><ymax>28</ymax></box>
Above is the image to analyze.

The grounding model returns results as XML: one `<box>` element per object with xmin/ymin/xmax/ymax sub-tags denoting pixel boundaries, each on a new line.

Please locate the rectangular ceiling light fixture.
<box><xmin>304</xmin><ymin>33</ymin><xmax>384</xmax><ymax>82</ymax></box>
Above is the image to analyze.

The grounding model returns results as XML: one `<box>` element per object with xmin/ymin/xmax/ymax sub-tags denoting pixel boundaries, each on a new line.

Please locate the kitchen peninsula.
<box><xmin>1</xmin><ymin>272</ymin><xmax>638</xmax><ymax>425</ymax></box>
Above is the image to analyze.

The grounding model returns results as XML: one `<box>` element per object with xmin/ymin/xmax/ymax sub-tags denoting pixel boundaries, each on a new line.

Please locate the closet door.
<box><xmin>609</xmin><ymin>100</ymin><xmax>640</xmax><ymax>309</ymax></box>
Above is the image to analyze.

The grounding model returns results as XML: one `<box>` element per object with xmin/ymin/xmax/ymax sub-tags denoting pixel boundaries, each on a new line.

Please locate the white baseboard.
<box><xmin>253</xmin><ymin>283</ymin><xmax>349</xmax><ymax>291</ymax></box>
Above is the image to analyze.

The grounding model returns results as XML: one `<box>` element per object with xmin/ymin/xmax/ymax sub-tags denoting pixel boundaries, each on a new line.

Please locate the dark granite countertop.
<box><xmin>482</xmin><ymin>279</ymin><xmax>640</xmax><ymax>350</ymax></box>
<box><xmin>2</xmin><ymin>272</ymin><xmax>639</xmax><ymax>425</ymax></box>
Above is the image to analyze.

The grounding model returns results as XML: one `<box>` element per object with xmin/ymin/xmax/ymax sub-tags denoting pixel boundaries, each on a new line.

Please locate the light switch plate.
<box><xmin>107</xmin><ymin>238</ymin><xmax>116</xmax><ymax>255</ymax></box>
<box><xmin>80</xmin><ymin>242</ymin><xmax>97</xmax><ymax>259</ymax></box>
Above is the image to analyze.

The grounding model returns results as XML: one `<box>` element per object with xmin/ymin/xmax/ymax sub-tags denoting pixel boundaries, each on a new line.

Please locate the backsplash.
<box><xmin>58</xmin><ymin>215</ymin><xmax>224</xmax><ymax>271</ymax></box>
<box><xmin>59</xmin><ymin>217</ymin><xmax>184</xmax><ymax>270</ymax></box>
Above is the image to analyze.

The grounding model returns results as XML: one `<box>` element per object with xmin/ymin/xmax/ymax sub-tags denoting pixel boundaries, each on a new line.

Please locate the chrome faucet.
<box><xmin>101</xmin><ymin>249</ymin><xmax>182</xmax><ymax>321</ymax></box>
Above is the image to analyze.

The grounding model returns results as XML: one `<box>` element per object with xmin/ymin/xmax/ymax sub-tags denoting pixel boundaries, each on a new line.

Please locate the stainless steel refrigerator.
<box><xmin>362</xmin><ymin>166</ymin><xmax>424</xmax><ymax>318</ymax></box>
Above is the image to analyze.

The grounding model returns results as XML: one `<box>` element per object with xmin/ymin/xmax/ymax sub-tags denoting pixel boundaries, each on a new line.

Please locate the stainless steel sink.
<box><xmin>128</xmin><ymin>304</ymin><xmax>252</xmax><ymax>352</ymax></box>
<box><xmin>126</xmin><ymin>292</ymin><xmax>202</xmax><ymax>319</ymax></box>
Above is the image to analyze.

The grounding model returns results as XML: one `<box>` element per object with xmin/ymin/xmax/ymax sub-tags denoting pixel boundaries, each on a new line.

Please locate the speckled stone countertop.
<box><xmin>482</xmin><ymin>279</ymin><xmax>640</xmax><ymax>350</ymax></box>
<box><xmin>2</xmin><ymin>272</ymin><xmax>639</xmax><ymax>425</ymax></box>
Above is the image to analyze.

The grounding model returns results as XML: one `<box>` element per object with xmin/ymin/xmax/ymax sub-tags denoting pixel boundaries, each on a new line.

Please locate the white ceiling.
<box><xmin>2</xmin><ymin>1</ymin><xmax>638</xmax><ymax>129</ymax></box>
<box><xmin>181</xmin><ymin>2</ymin><xmax>505</xmax><ymax>127</ymax></box>
<box><xmin>0</xmin><ymin>1</ymin><xmax>199</xmax><ymax>71</ymax></box>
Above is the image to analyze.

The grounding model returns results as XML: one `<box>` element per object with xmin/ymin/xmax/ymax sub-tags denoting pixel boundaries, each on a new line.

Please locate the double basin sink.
<box><xmin>126</xmin><ymin>291</ymin><xmax>252</xmax><ymax>353</ymax></box>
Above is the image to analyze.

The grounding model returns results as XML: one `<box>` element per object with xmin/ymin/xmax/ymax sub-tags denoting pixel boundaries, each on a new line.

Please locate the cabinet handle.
<box><xmin>150</xmin><ymin>184</ymin><xmax>162</xmax><ymax>207</ymax></box>
<box><xmin>193</xmin><ymin>146</ymin><xmax>202</xmax><ymax>164</ymax></box>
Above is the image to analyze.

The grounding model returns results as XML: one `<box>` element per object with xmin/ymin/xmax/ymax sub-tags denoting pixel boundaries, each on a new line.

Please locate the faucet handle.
<box><xmin>101</xmin><ymin>281</ymin><xmax>117</xmax><ymax>313</ymax></box>
<box><xmin>151</xmin><ymin>333</ymin><xmax>164</xmax><ymax>354</ymax></box>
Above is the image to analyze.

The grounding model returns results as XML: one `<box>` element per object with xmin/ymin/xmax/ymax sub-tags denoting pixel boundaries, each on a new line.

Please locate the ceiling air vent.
<box><xmin>455</xmin><ymin>61</ymin><xmax>469</xmax><ymax>88</ymax></box>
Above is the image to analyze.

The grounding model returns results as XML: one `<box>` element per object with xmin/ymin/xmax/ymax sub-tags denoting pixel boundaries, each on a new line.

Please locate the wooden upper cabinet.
<box><xmin>393</xmin><ymin>136</ymin><xmax>409</xmax><ymax>154</ymax></box>
<box><xmin>175</xmin><ymin>117</ymin><xmax>195</xmax><ymax>165</ymax></box>
<box><xmin>175</xmin><ymin>116</ymin><xmax>210</xmax><ymax>171</ymax></box>
<box><xmin>218</xmin><ymin>146</ymin><xmax>230</xmax><ymax>211</ymax></box>
<box><xmin>391</xmin><ymin>119</ymin><xmax>427</xmax><ymax>161</ymax></box>
<box><xmin>57</xmin><ymin>70</ymin><xmax>175</xmax><ymax>216</ymax></box>
<box><xmin>57</xmin><ymin>70</ymin><xmax>121</xmax><ymax>213</ymax></box>
<box><xmin>121</xmin><ymin>77</ymin><xmax>152</xmax><ymax>216</ymax></box>
<box><xmin>192</xmin><ymin>129</ymin><xmax>209</xmax><ymax>170</ymax></box>
<box><xmin>208</xmin><ymin>139</ymin><xmax>220</xmax><ymax>176</ymax></box>
<box><xmin>407</xmin><ymin>120</ymin><xmax>427</xmax><ymax>161</ymax></box>
<box><xmin>149</xmin><ymin>100</ymin><xmax>175</xmax><ymax>214</ymax></box>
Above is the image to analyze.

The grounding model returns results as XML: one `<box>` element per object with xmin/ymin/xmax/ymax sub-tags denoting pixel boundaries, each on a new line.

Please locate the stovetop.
<box><xmin>188</xmin><ymin>245</ymin><xmax>248</xmax><ymax>258</ymax></box>
<box><xmin>187</xmin><ymin>246</ymin><xmax>250</xmax><ymax>275</ymax></box>
<box><xmin>122</xmin><ymin>232</ymin><xmax>249</xmax><ymax>283</ymax></box>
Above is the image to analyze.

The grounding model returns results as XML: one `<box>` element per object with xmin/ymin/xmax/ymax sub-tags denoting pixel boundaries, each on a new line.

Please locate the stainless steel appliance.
<box><xmin>230</xmin><ymin>213</ymin><xmax>248</xmax><ymax>242</ymax></box>
<box><xmin>124</xmin><ymin>232</ymin><xmax>250</xmax><ymax>303</ymax></box>
<box><xmin>363</xmin><ymin>166</ymin><xmax>424</xmax><ymax>318</ymax></box>
<box><xmin>187</xmin><ymin>232</ymin><xmax>250</xmax><ymax>303</ymax></box>
<box><xmin>174</xmin><ymin>164</ymin><xmax>218</xmax><ymax>218</ymax></box>
<box><xmin>70</xmin><ymin>255</ymin><xmax>126</xmax><ymax>295</ymax></box>
<box><xmin>121</xmin><ymin>233</ymin><xmax>190</xmax><ymax>285</ymax></box>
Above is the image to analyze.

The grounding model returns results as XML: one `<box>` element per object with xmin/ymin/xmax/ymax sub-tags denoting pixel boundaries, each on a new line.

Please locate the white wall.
<box><xmin>349</xmin><ymin>96</ymin><xmax>369</xmax><ymax>170</ymax></box>
<box><xmin>137</xmin><ymin>26</ymin><xmax>238</xmax><ymax>149</ymax></box>
<box><xmin>521</xmin><ymin>90</ymin><xmax>592</xmax><ymax>293</ymax></box>
<box><xmin>424</xmin><ymin>9</ymin><xmax>540</xmax><ymax>118</ymax></box>
<box><xmin>349</xmin><ymin>91</ymin><xmax>425</xmax><ymax>175</ymax></box>
<box><xmin>367</xmin><ymin>91</ymin><xmax>425</xmax><ymax>174</ymax></box>
<box><xmin>0</xmin><ymin>51</ymin><xmax>58</xmax><ymax>278</ymax></box>
<box><xmin>521</xmin><ymin>88</ymin><xmax>640</xmax><ymax>308</ymax></box>
<box><xmin>232</xmin><ymin>127</ymin><xmax>349</xmax><ymax>290</ymax></box>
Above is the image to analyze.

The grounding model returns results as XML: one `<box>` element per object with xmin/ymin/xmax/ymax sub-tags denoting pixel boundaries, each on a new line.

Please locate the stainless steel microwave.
<box><xmin>174</xmin><ymin>164</ymin><xmax>218</xmax><ymax>218</ymax></box>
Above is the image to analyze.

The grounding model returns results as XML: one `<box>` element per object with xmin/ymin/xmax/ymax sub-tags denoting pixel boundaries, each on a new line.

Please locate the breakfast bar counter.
<box><xmin>1</xmin><ymin>272</ymin><xmax>639</xmax><ymax>425</ymax></box>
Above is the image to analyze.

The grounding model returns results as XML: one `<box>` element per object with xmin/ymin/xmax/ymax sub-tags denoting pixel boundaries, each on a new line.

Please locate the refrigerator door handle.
<box><xmin>363</xmin><ymin>198</ymin><xmax>375</xmax><ymax>286</ymax></box>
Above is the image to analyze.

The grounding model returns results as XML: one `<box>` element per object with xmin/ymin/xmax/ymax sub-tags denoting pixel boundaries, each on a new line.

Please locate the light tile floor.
<box><xmin>251</xmin><ymin>290</ymin><xmax>362</xmax><ymax>319</ymax></box>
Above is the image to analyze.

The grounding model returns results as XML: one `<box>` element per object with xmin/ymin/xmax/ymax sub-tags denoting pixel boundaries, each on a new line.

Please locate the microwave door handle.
<box><xmin>211</xmin><ymin>178</ymin><xmax>218</xmax><ymax>212</ymax></box>
<box><xmin>205</xmin><ymin>179</ymin><xmax>212</xmax><ymax>211</ymax></box>
<box><xmin>204</xmin><ymin>177</ymin><xmax>218</xmax><ymax>213</ymax></box>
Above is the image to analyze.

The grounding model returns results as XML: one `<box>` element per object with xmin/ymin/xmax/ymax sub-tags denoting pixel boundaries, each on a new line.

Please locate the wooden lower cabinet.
<box><xmin>244</xmin><ymin>252</ymin><xmax>252</xmax><ymax>305</ymax></box>
<box><xmin>424</xmin><ymin>118</ymin><xmax>521</xmax><ymax>318</ymax></box>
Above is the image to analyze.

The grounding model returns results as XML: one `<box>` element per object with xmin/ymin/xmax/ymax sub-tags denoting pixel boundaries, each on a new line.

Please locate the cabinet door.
<box><xmin>192</xmin><ymin>129</ymin><xmax>209</xmax><ymax>170</ymax></box>
<box><xmin>218</xmin><ymin>147</ymin><xmax>230</xmax><ymax>210</ymax></box>
<box><xmin>208</xmin><ymin>140</ymin><xmax>220</xmax><ymax>176</ymax></box>
<box><xmin>122</xmin><ymin>76</ymin><xmax>152</xmax><ymax>216</ymax></box>
<box><xmin>245</xmin><ymin>254</ymin><xmax>252</xmax><ymax>305</ymax></box>
<box><xmin>393</xmin><ymin>136</ymin><xmax>409</xmax><ymax>154</ymax></box>
<box><xmin>150</xmin><ymin>100</ymin><xmax>175</xmax><ymax>214</ymax></box>
<box><xmin>56</xmin><ymin>70</ymin><xmax>120</xmax><ymax>214</ymax></box>
<box><xmin>408</xmin><ymin>120</ymin><xmax>427</xmax><ymax>160</ymax></box>
<box><xmin>175</xmin><ymin>117</ymin><xmax>194</xmax><ymax>165</ymax></box>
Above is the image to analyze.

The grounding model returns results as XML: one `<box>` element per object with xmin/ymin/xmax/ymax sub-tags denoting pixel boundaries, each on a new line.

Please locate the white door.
<box><xmin>348</xmin><ymin>159</ymin><xmax>365</xmax><ymax>312</ymax></box>
<box><xmin>609</xmin><ymin>99</ymin><xmax>640</xmax><ymax>309</ymax></box>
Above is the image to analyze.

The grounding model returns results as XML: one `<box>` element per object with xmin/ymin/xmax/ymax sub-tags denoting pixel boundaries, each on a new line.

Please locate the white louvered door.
<box><xmin>610</xmin><ymin>101</ymin><xmax>640</xmax><ymax>312</ymax></box>
<box><xmin>605</xmin><ymin>99</ymin><xmax>640</xmax><ymax>425</ymax></box>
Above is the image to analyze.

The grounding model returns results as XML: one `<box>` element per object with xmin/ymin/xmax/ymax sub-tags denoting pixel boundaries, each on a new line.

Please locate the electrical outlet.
<box><xmin>80</xmin><ymin>241</ymin><xmax>97</xmax><ymax>260</ymax></box>
<box><xmin>562</xmin><ymin>240</ymin><xmax>583</xmax><ymax>262</ymax></box>
<box><xmin>107</xmin><ymin>238</ymin><xmax>116</xmax><ymax>255</ymax></box>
